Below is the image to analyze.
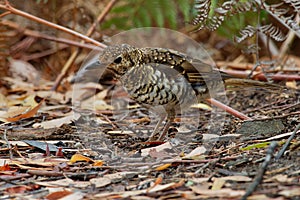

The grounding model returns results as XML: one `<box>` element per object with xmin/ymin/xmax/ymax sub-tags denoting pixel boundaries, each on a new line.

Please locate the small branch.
<box><xmin>278</xmin><ymin>14</ymin><xmax>300</xmax><ymax>60</ymax></box>
<box><xmin>276</xmin><ymin>123</ymin><xmax>300</xmax><ymax>160</ymax></box>
<box><xmin>222</xmin><ymin>69</ymin><xmax>300</xmax><ymax>81</ymax></box>
<box><xmin>258</xmin><ymin>32</ymin><xmax>279</xmax><ymax>57</ymax></box>
<box><xmin>241</xmin><ymin>141</ymin><xmax>278</xmax><ymax>200</ymax></box>
<box><xmin>1</xmin><ymin>20</ymin><xmax>100</xmax><ymax>51</ymax></box>
<box><xmin>51</xmin><ymin>0</ymin><xmax>117</xmax><ymax>91</ymax></box>
<box><xmin>86</xmin><ymin>0</ymin><xmax>118</xmax><ymax>37</ymax></box>
<box><xmin>0</xmin><ymin>1</ymin><xmax>105</xmax><ymax>47</ymax></box>
<box><xmin>21</xmin><ymin>45</ymin><xmax>68</xmax><ymax>61</ymax></box>
<box><xmin>0</xmin><ymin>10</ymin><xmax>10</xmax><ymax>18</ymax></box>
<box><xmin>206</xmin><ymin>98</ymin><xmax>252</xmax><ymax>120</ymax></box>
<box><xmin>3</xmin><ymin>129</ymin><xmax>13</xmax><ymax>159</ymax></box>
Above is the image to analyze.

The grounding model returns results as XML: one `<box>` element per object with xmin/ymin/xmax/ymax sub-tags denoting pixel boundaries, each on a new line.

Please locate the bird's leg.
<box><xmin>157</xmin><ymin>115</ymin><xmax>174</xmax><ymax>141</ymax></box>
<box><xmin>148</xmin><ymin>113</ymin><xmax>166</xmax><ymax>141</ymax></box>
<box><xmin>149</xmin><ymin>108</ymin><xmax>175</xmax><ymax>141</ymax></box>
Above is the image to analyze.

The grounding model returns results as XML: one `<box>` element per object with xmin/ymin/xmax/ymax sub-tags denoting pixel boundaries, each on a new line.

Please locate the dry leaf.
<box><xmin>211</xmin><ymin>178</ymin><xmax>226</xmax><ymax>190</ymax></box>
<box><xmin>184</xmin><ymin>146</ymin><xmax>206</xmax><ymax>159</ymax></box>
<box><xmin>189</xmin><ymin>177</ymin><xmax>210</xmax><ymax>184</ymax></box>
<box><xmin>0</xmin><ymin>164</ymin><xmax>11</xmax><ymax>171</ymax></box>
<box><xmin>35</xmin><ymin>179</ymin><xmax>74</xmax><ymax>187</ymax></box>
<box><xmin>190</xmin><ymin>187</ymin><xmax>245</xmax><ymax>198</ymax></box>
<box><xmin>2</xmin><ymin>99</ymin><xmax>44</xmax><ymax>122</ymax></box>
<box><xmin>9</xmin><ymin>58</ymin><xmax>40</xmax><ymax>82</ymax></box>
<box><xmin>89</xmin><ymin>177</ymin><xmax>111</xmax><ymax>188</ymax></box>
<box><xmin>141</xmin><ymin>142</ymin><xmax>173</xmax><ymax>157</ymax></box>
<box><xmin>6</xmin><ymin>185</ymin><xmax>33</xmax><ymax>194</ymax></box>
<box><xmin>191</xmin><ymin>103</ymin><xmax>212</xmax><ymax>110</ymax></box>
<box><xmin>148</xmin><ymin>182</ymin><xmax>176</xmax><ymax>193</ymax></box>
<box><xmin>221</xmin><ymin>176</ymin><xmax>252</xmax><ymax>182</ymax></box>
<box><xmin>286</xmin><ymin>81</ymin><xmax>298</xmax><ymax>89</ymax></box>
<box><xmin>58</xmin><ymin>191</ymin><xmax>85</xmax><ymax>200</ymax></box>
<box><xmin>155</xmin><ymin>163</ymin><xmax>172</xmax><ymax>171</ymax></box>
<box><xmin>45</xmin><ymin>190</ymin><xmax>73</xmax><ymax>200</ymax></box>
<box><xmin>33</xmin><ymin>112</ymin><xmax>80</xmax><ymax>129</ymax></box>
<box><xmin>92</xmin><ymin>160</ymin><xmax>104</xmax><ymax>167</ymax></box>
<box><xmin>279</xmin><ymin>187</ymin><xmax>300</xmax><ymax>197</ymax></box>
<box><xmin>0</xmin><ymin>93</ymin><xmax>7</xmax><ymax>108</ymax></box>
<box><xmin>69</xmin><ymin>154</ymin><xmax>93</xmax><ymax>164</ymax></box>
<box><xmin>265</xmin><ymin>174</ymin><xmax>294</xmax><ymax>183</ymax></box>
<box><xmin>149</xmin><ymin>148</ymin><xmax>170</xmax><ymax>158</ymax></box>
<box><xmin>36</xmin><ymin>91</ymin><xmax>66</xmax><ymax>104</ymax></box>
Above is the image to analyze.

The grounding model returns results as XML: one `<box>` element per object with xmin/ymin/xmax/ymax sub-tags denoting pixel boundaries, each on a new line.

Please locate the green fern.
<box><xmin>101</xmin><ymin>0</ymin><xmax>193</xmax><ymax>30</ymax></box>
<box><xmin>191</xmin><ymin>0</ymin><xmax>300</xmax><ymax>42</ymax></box>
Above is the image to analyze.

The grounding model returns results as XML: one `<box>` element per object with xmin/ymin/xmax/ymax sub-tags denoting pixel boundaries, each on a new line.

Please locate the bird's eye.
<box><xmin>114</xmin><ymin>56</ymin><xmax>122</xmax><ymax>64</ymax></box>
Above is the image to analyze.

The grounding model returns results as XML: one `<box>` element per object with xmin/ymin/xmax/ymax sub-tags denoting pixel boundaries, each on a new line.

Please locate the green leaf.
<box><xmin>137</xmin><ymin>7</ymin><xmax>152</xmax><ymax>27</ymax></box>
<box><xmin>161</xmin><ymin>0</ymin><xmax>177</xmax><ymax>28</ymax></box>
<box><xmin>111</xmin><ymin>4</ymin><xmax>135</xmax><ymax>14</ymax></box>
<box><xmin>132</xmin><ymin>17</ymin><xmax>143</xmax><ymax>28</ymax></box>
<box><xmin>177</xmin><ymin>0</ymin><xmax>192</xmax><ymax>21</ymax></box>
<box><xmin>240</xmin><ymin>142</ymin><xmax>271</xmax><ymax>151</ymax></box>
<box><xmin>101</xmin><ymin>17</ymin><xmax>130</xmax><ymax>30</ymax></box>
<box><xmin>151</xmin><ymin>1</ymin><xmax>164</xmax><ymax>27</ymax></box>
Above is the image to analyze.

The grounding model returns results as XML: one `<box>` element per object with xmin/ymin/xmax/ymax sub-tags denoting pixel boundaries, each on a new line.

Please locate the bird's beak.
<box><xmin>71</xmin><ymin>59</ymin><xmax>108</xmax><ymax>83</ymax></box>
<box><xmin>84</xmin><ymin>60</ymin><xmax>102</xmax><ymax>70</ymax></box>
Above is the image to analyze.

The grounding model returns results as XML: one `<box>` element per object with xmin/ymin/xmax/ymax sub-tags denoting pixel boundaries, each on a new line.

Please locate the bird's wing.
<box><xmin>142</xmin><ymin>47</ymin><xmax>231</xmax><ymax>84</ymax></box>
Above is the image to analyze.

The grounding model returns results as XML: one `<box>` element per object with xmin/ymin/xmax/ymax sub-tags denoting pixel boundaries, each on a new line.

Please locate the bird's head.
<box><xmin>71</xmin><ymin>44</ymin><xmax>142</xmax><ymax>83</ymax></box>
<box><xmin>100</xmin><ymin>44</ymin><xmax>141</xmax><ymax>78</ymax></box>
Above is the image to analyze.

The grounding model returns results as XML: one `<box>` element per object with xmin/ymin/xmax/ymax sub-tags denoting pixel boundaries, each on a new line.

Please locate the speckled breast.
<box><xmin>120</xmin><ymin>62</ymin><xmax>198</xmax><ymax>110</ymax></box>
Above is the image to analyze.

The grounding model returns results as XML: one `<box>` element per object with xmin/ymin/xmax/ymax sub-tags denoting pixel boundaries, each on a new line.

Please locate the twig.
<box><xmin>51</xmin><ymin>0</ymin><xmax>117</xmax><ymax>91</ymax></box>
<box><xmin>99</xmin><ymin>113</ymin><xmax>118</xmax><ymax>129</ymax></box>
<box><xmin>252</xmin><ymin>111</ymin><xmax>300</xmax><ymax>121</ymax></box>
<box><xmin>195</xmin><ymin>162</ymin><xmax>210</xmax><ymax>174</ymax></box>
<box><xmin>217</xmin><ymin>61</ymin><xmax>300</xmax><ymax>73</ymax></box>
<box><xmin>276</xmin><ymin>123</ymin><xmax>300</xmax><ymax>160</ymax></box>
<box><xmin>0</xmin><ymin>1</ymin><xmax>104</xmax><ymax>47</ymax></box>
<box><xmin>242</xmin><ymin>141</ymin><xmax>278</xmax><ymax>200</ymax></box>
<box><xmin>206</xmin><ymin>98</ymin><xmax>252</xmax><ymax>120</ymax></box>
<box><xmin>3</xmin><ymin>129</ymin><xmax>13</xmax><ymax>159</ymax></box>
<box><xmin>258</xmin><ymin>32</ymin><xmax>279</xmax><ymax>57</ymax></box>
<box><xmin>278</xmin><ymin>15</ymin><xmax>300</xmax><ymax>60</ymax></box>
<box><xmin>222</xmin><ymin>69</ymin><xmax>300</xmax><ymax>81</ymax></box>
<box><xmin>22</xmin><ymin>45</ymin><xmax>69</xmax><ymax>61</ymax></box>
<box><xmin>0</xmin><ymin>10</ymin><xmax>10</xmax><ymax>18</ymax></box>
<box><xmin>1</xmin><ymin>20</ymin><xmax>100</xmax><ymax>51</ymax></box>
<box><xmin>216</xmin><ymin>61</ymin><xmax>256</xmax><ymax>70</ymax></box>
<box><xmin>86</xmin><ymin>0</ymin><xmax>118</xmax><ymax>37</ymax></box>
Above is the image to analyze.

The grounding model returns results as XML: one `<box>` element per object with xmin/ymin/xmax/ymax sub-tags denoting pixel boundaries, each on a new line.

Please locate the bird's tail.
<box><xmin>224</xmin><ymin>78</ymin><xmax>283</xmax><ymax>91</ymax></box>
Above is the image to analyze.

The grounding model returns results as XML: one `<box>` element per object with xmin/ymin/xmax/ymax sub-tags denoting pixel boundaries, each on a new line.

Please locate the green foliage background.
<box><xmin>101</xmin><ymin>0</ymin><xmax>193</xmax><ymax>30</ymax></box>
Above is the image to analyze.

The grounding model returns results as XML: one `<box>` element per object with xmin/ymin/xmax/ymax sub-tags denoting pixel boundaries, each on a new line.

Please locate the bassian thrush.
<box><xmin>73</xmin><ymin>44</ymin><xmax>279</xmax><ymax>141</ymax></box>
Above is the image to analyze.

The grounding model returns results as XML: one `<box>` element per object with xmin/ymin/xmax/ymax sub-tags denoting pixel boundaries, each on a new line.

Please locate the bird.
<box><xmin>72</xmin><ymin>44</ymin><xmax>279</xmax><ymax>141</ymax></box>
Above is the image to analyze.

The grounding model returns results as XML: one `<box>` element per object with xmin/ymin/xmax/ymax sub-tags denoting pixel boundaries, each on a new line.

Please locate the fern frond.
<box><xmin>234</xmin><ymin>25</ymin><xmax>256</xmax><ymax>43</ymax></box>
<box><xmin>235</xmin><ymin>23</ymin><xmax>287</xmax><ymax>43</ymax></box>
<box><xmin>258</xmin><ymin>0</ymin><xmax>300</xmax><ymax>38</ymax></box>
<box><xmin>191</xmin><ymin>0</ymin><xmax>211</xmax><ymax>26</ymax></box>
<box><xmin>242</xmin><ymin>44</ymin><xmax>260</xmax><ymax>55</ymax></box>
<box><xmin>266</xmin><ymin>2</ymin><xmax>289</xmax><ymax>17</ymax></box>
<box><xmin>259</xmin><ymin>24</ymin><xmax>287</xmax><ymax>41</ymax></box>
<box><xmin>205</xmin><ymin>15</ymin><xmax>225</xmax><ymax>31</ymax></box>
<box><xmin>285</xmin><ymin>14</ymin><xmax>300</xmax><ymax>31</ymax></box>
<box><xmin>193</xmin><ymin>0</ymin><xmax>238</xmax><ymax>31</ymax></box>
<box><xmin>215</xmin><ymin>0</ymin><xmax>234</xmax><ymax>14</ymax></box>
<box><xmin>283</xmin><ymin>0</ymin><xmax>300</xmax><ymax>14</ymax></box>
<box><xmin>230</xmin><ymin>0</ymin><xmax>258</xmax><ymax>14</ymax></box>
<box><xmin>208</xmin><ymin>0</ymin><xmax>236</xmax><ymax>30</ymax></box>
